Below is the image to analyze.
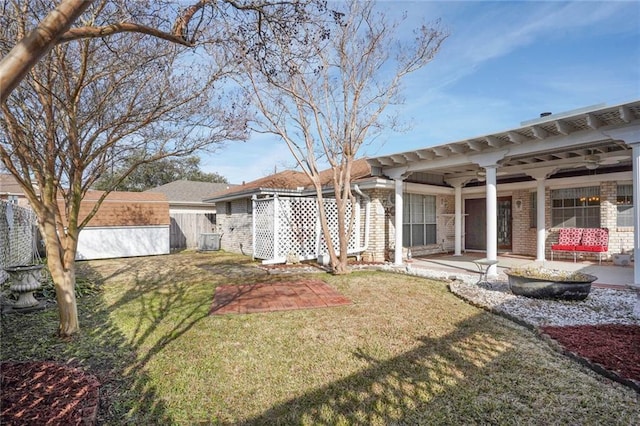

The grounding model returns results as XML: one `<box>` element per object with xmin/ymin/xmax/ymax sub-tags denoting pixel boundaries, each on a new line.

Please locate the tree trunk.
<box><xmin>51</xmin><ymin>266</ymin><xmax>79</xmax><ymax>336</ymax></box>
<box><xmin>39</xmin><ymin>210</ymin><xmax>80</xmax><ymax>337</ymax></box>
<box><xmin>333</xmin><ymin>197</ymin><xmax>350</xmax><ymax>275</ymax></box>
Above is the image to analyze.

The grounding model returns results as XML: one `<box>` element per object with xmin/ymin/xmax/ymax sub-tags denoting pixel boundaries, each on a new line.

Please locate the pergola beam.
<box><xmin>587</xmin><ymin>113</ymin><xmax>604</xmax><ymax>129</ymax></box>
<box><xmin>508</xmin><ymin>131</ymin><xmax>527</xmax><ymax>144</ymax></box>
<box><xmin>532</xmin><ymin>125</ymin><xmax>549</xmax><ymax>140</ymax></box>
<box><xmin>556</xmin><ymin>120</ymin><xmax>575</xmax><ymax>135</ymax></box>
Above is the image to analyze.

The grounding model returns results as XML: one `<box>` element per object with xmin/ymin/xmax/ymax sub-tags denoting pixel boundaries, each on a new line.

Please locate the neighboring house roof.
<box><xmin>0</xmin><ymin>173</ymin><xmax>38</xmax><ymax>196</ymax></box>
<box><xmin>146</xmin><ymin>180</ymin><xmax>234</xmax><ymax>205</ymax></box>
<box><xmin>59</xmin><ymin>190</ymin><xmax>170</xmax><ymax>227</ymax></box>
<box><xmin>204</xmin><ymin>159</ymin><xmax>373</xmax><ymax>203</ymax></box>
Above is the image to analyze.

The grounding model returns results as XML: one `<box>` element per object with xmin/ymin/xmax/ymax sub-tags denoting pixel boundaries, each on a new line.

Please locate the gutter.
<box><xmin>353</xmin><ymin>185</ymin><xmax>370</xmax><ymax>253</ymax></box>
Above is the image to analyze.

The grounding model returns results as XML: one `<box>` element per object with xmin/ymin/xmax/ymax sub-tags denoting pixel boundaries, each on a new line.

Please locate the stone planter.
<box><xmin>506</xmin><ymin>270</ymin><xmax>597</xmax><ymax>301</ymax></box>
<box><xmin>613</xmin><ymin>253</ymin><xmax>632</xmax><ymax>266</ymax></box>
<box><xmin>4</xmin><ymin>264</ymin><xmax>44</xmax><ymax>309</ymax></box>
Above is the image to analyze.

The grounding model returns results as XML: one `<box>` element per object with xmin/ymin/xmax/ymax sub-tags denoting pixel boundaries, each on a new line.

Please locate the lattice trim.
<box><xmin>253</xmin><ymin>196</ymin><xmax>362</xmax><ymax>262</ymax></box>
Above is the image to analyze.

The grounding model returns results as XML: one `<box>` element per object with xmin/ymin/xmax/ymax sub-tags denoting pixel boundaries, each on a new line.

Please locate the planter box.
<box><xmin>506</xmin><ymin>271</ymin><xmax>597</xmax><ymax>301</ymax></box>
<box><xmin>613</xmin><ymin>254</ymin><xmax>632</xmax><ymax>266</ymax></box>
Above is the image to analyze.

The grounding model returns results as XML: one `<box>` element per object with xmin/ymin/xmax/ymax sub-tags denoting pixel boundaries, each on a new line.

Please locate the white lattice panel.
<box><xmin>253</xmin><ymin>196</ymin><xmax>361</xmax><ymax>262</ymax></box>
<box><xmin>276</xmin><ymin>198</ymin><xmax>320</xmax><ymax>259</ymax></box>
<box><xmin>253</xmin><ymin>198</ymin><xmax>275</xmax><ymax>260</ymax></box>
<box><xmin>317</xmin><ymin>199</ymin><xmax>360</xmax><ymax>255</ymax></box>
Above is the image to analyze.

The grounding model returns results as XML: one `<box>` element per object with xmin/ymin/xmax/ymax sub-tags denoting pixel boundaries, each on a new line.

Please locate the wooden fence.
<box><xmin>170</xmin><ymin>213</ymin><xmax>216</xmax><ymax>250</ymax></box>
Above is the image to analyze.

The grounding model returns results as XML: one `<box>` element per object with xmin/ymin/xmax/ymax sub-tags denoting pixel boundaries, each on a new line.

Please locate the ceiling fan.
<box><xmin>580</xmin><ymin>152</ymin><xmax>629</xmax><ymax>170</ymax></box>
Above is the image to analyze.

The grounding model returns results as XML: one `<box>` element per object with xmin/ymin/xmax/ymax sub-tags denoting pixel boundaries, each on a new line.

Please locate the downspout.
<box><xmin>353</xmin><ymin>185</ymin><xmax>370</xmax><ymax>252</ymax></box>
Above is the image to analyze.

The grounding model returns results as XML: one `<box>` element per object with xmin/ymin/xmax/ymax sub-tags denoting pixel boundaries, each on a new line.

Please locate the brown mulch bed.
<box><xmin>540</xmin><ymin>324</ymin><xmax>640</xmax><ymax>387</ymax></box>
<box><xmin>1</xmin><ymin>361</ymin><xmax>99</xmax><ymax>425</ymax></box>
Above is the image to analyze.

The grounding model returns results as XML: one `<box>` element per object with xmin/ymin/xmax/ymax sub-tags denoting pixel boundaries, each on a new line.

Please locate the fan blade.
<box><xmin>598</xmin><ymin>155</ymin><xmax>629</xmax><ymax>165</ymax></box>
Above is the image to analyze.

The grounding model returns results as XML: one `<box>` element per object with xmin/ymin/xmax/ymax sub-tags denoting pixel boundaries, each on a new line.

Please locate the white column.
<box><xmin>632</xmin><ymin>143</ymin><xmax>640</xmax><ymax>285</ymax></box>
<box><xmin>485</xmin><ymin>166</ymin><xmax>498</xmax><ymax>277</ymax></box>
<box><xmin>454</xmin><ymin>184</ymin><xmax>463</xmax><ymax>256</ymax></box>
<box><xmin>525</xmin><ymin>167</ymin><xmax>556</xmax><ymax>262</ymax></box>
<box><xmin>445</xmin><ymin>176</ymin><xmax>471</xmax><ymax>257</ymax></box>
<box><xmin>630</xmin><ymin>142</ymin><xmax>640</xmax><ymax>317</ymax></box>
<box><xmin>394</xmin><ymin>178</ymin><xmax>404</xmax><ymax>265</ymax></box>
<box><xmin>536</xmin><ymin>178</ymin><xmax>546</xmax><ymax>262</ymax></box>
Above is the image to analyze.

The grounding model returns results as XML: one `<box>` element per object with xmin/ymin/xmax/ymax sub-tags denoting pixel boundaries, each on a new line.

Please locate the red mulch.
<box><xmin>1</xmin><ymin>361</ymin><xmax>99</xmax><ymax>425</ymax></box>
<box><xmin>540</xmin><ymin>324</ymin><xmax>640</xmax><ymax>384</ymax></box>
<box><xmin>210</xmin><ymin>279</ymin><xmax>351</xmax><ymax>315</ymax></box>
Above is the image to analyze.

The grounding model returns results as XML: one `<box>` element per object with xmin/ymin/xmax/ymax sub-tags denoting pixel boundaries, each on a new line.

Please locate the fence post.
<box><xmin>273</xmin><ymin>195</ymin><xmax>280</xmax><ymax>261</ymax></box>
<box><xmin>251</xmin><ymin>195</ymin><xmax>257</xmax><ymax>260</ymax></box>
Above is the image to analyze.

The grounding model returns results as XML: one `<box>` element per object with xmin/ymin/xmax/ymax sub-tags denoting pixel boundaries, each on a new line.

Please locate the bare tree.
<box><xmin>0</xmin><ymin>0</ymin><xmax>328</xmax><ymax>103</ymax></box>
<box><xmin>241</xmin><ymin>1</ymin><xmax>447</xmax><ymax>274</ymax></box>
<box><xmin>1</xmin><ymin>0</ymin><xmax>330</xmax><ymax>337</ymax></box>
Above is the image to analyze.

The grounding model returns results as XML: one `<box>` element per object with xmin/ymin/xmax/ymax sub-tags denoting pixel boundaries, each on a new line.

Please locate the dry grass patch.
<box><xmin>2</xmin><ymin>252</ymin><xmax>639</xmax><ymax>425</ymax></box>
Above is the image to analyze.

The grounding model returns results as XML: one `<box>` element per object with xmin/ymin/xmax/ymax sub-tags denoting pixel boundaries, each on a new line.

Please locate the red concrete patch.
<box><xmin>210</xmin><ymin>280</ymin><xmax>351</xmax><ymax>315</ymax></box>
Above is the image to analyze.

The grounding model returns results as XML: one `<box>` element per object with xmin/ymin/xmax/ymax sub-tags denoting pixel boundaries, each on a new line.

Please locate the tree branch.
<box><xmin>58</xmin><ymin>22</ymin><xmax>194</xmax><ymax>46</ymax></box>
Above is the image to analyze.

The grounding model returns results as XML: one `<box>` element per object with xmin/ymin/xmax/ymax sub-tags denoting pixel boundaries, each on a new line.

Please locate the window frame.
<box><xmin>402</xmin><ymin>193</ymin><xmax>437</xmax><ymax>247</ymax></box>
<box><xmin>550</xmin><ymin>186</ymin><xmax>600</xmax><ymax>228</ymax></box>
<box><xmin>617</xmin><ymin>184</ymin><xmax>634</xmax><ymax>227</ymax></box>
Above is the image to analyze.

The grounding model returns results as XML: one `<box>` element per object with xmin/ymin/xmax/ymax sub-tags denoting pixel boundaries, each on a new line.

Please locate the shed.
<box><xmin>62</xmin><ymin>190</ymin><xmax>171</xmax><ymax>260</ymax></box>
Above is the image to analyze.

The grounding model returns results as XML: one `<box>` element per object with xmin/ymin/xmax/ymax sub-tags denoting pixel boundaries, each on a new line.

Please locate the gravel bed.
<box><xmin>385</xmin><ymin>264</ymin><xmax>640</xmax><ymax>328</ymax></box>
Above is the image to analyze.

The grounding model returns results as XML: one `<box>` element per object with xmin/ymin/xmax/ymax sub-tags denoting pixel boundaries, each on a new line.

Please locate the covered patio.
<box><xmin>407</xmin><ymin>252</ymin><xmax>633</xmax><ymax>289</ymax></box>
<box><xmin>368</xmin><ymin>100</ymin><xmax>640</xmax><ymax>286</ymax></box>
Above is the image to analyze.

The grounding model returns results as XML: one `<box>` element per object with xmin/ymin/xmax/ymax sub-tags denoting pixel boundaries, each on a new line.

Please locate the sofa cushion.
<box><xmin>557</xmin><ymin>228</ymin><xmax>583</xmax><ymax>245</ymax></box>
<box><xmin>575</xmin><ymin>228</ymin><xmax>608</xmax><ymax>252</ymax></box>
<box><xmin>551</xmin><ymin>244</ymin><xmax>577</xmax><ymax>251</ymax></box>
<box><xmin>576</xmin><ymin>245</ymin><xmax>608</xmax><ymax>252</ymax></box>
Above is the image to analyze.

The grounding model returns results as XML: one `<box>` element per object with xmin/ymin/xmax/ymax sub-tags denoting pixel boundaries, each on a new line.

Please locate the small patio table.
<box><xmin>473</xmin><ymin>258</ymin><xmax>499</xmax><ymax>284</ymax></box>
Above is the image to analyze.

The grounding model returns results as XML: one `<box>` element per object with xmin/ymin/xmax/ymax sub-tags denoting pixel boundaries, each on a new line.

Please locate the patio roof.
<box><xmin>367</xmin><ymin>100</ymin><xmax>640</xmax><ymax>183</ymax></box>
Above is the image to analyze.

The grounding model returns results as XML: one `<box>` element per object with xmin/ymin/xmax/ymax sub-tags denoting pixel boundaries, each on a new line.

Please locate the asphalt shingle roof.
<box><xmin>146</xmin><ymin>180</ymin><xmax>234</xmax><ymax>204</ymax></box>
<box><xmin>204</xmin><ymin>159</ymin><xmax>372</xmax><ymax>201</ymax></box>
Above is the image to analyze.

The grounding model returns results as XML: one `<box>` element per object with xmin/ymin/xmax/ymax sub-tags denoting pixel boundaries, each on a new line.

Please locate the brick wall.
<box><xmin>511</xmin><ymin>189</ymin><xmax>538</xmax><ymax>256</ymax></box>
<box><xmin>362</xmin><ymin>188</ymin><xmax>392</xmax><ymax>262</ymax></box>
<box><xmin>438</xmin><ymin>194</ymin><xmax>455</xmax><ymax>252</ymax></box>
<box><xmin>216</xmin><ymin>199</ymin><xmax>253</xmax><ymax>255</ymax></box>
<box><xmin>602</xmin><ymin>181</ymin><xmax>634</xmax><ymax>255</ymax></box>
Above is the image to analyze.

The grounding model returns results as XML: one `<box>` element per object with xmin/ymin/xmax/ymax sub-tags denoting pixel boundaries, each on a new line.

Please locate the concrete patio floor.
<box><xmin>409</xmin><ymin>252</ymin><xmax>634</xmax><ymax>289</ymax></box>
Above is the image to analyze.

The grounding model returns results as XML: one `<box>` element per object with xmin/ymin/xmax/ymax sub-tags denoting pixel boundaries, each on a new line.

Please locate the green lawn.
<box><xmin>2</xmin><ymin>251</ymin><xmax>638</xmax><ymax>425</ymax></box>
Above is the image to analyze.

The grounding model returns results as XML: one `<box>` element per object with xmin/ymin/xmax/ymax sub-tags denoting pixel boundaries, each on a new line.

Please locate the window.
<box><xmin>205</xmin><ymin>213</ymin><xmax>216</xmax><ymax>225</ymax></box>
<box><xmin>225</xmin><ymin>202</ymin><xmax>232</xmax><ymax>216</ymax></box>
<box><xmin>617</xmin><ymin>184</ymin><xmax>633</xmax><ymax>227</ymax></box>
<box><xmin>246</xmin><ymin>198</ymin><xmax>253</xmax><ymax>214</ymax></box>
<box><xmin>7</xmin><ymin>195</ymin><xmax>18</xmax><ymax>205</ymax></box>
<box><xmin>402</xmin><ymin>193</ymin><xmax>436</xmax><ymax>247</ymax></box>
<box><xmin>551</xmin><ymin>187</ymin><xmax>600</xmax><ymax>228</ymax></box>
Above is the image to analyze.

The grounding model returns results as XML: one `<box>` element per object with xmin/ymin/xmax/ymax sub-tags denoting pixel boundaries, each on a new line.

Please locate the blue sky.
<box><xmin>201</xmin><ymin>0</ymin><xmax>640</xmax><ymax>184</ymax></box>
